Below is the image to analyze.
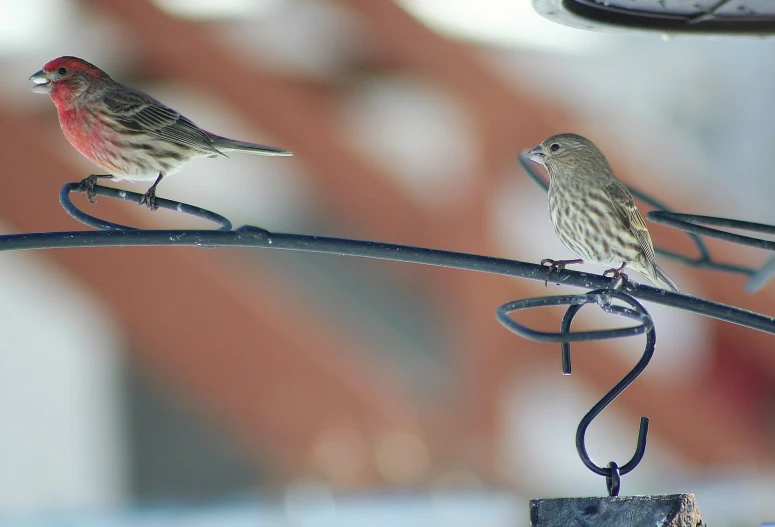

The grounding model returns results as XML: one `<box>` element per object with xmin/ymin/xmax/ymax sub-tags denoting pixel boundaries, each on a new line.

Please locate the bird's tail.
<box><xmin>210</xmin><ymin>135</ymin><xmax>292</xmax><ymax>156</ymax></box>
<box><xmin>646</xmin><ymin>261</ymin><xmax>680</xmax><ymax>293</ymax></box>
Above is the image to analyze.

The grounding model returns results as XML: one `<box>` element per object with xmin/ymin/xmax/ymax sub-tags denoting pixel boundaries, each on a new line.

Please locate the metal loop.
<box><xmin>59</xmin><ymin>182</ymin><xmax>233</xmax><ymax>231</ymax></box>
<box><xmin>606</xmin><ymin>461</ymin><xmax>621</xmax><ymax>497</ymax></box>
<box><xmin>496</xmin><ymin>291</ymin><xmax>652</xmax><ymax>346</ymax></box>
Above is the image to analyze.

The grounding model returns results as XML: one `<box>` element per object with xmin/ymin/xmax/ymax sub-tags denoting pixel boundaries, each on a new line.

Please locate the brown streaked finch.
<box><xmin>527</xmin><ymin>133</ymin><xmax>680</xmax><ymax>293</ymax></box>
<box><xmin>29</xmin><ymin>56</ymin><xmax>292</xmax><ymax>210</ymax></box>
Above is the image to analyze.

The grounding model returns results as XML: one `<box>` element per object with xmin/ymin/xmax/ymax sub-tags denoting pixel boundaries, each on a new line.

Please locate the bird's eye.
<box><xmin>550</xmin><ymin>143</ymin><xmax>560</xmax><ymax>152</ymax></box>
<box><xmin>57</xmin><ymin>67</ymin><xmax>67</xmax><ymax>75</ymax></box>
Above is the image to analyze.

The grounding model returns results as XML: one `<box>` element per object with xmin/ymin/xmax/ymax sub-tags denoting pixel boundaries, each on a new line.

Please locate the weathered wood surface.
<box><xmin>531</xmin><ymin>494</ymin><xmax>702</xmax><ymax>527</ymax></box>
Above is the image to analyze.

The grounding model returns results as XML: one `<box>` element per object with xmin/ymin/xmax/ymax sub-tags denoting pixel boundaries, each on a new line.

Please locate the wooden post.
<box><xmin>530</xmin><ymin>494</ymin><xmax>703</xmax><ymax>527</ymax></box>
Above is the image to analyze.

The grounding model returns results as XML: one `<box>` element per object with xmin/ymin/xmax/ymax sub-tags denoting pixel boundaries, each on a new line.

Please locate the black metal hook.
<box><xmin>497</xmin><ymin>288</ymin><xmax>654</xmax><ymax>495</ymax></box>
<box><xmin>563</xmin><ymin>290</ymin><xmax>654</xmax><ymax>495</ymax></box>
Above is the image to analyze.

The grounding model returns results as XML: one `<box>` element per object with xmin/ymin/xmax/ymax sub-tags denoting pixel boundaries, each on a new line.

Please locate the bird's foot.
<box><xmin>139</xmin><ymin>188</ymin><xmax>159</xmax><ymax>211</ymax></box>
<box><xmin>77</xmin><ymin>174</ymin><xmax>113</xmax><ymax>204</ymax></box>
<box><xmin>603</xmin><ymin>262</ymin><xmax>629</xmax><ymax>289</ymax></box>
<box><xmin>139</xmin><ymin>174</ymin><xmax>164</xmax><ymax>211</ymax></box>
<box><xmin>540</xmin><ymin>258</ymin><xmax>584</xmax><ymax>286</ymax></box>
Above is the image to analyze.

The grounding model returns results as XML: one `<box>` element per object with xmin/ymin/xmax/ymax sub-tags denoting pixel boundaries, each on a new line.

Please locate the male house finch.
<box><xmin>29</xmin><ymin>56</ymin><xmax>292</xmax><ymax>210</ymax></box>
<box><xmin>527</xmin><ymin>133</ymin><xmax>679</xmax><ymax>292</ymax></box>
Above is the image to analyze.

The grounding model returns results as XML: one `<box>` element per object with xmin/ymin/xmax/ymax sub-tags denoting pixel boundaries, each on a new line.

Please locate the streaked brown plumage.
<box><xmin>527</xmin><ymin>133</ymin><xmax>679</xmax><ymax>292</ymax></box>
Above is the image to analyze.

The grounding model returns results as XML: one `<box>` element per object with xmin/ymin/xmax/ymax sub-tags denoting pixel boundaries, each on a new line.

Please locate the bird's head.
<box><xmin>527</xmin><ymin>133</ymin><xmax>607</xmax><ymax>175</ymax></box>
<box><xmin>29</xmin><ymin>56</ymin><xmax>110</xmax><ymax>107</ymax></box>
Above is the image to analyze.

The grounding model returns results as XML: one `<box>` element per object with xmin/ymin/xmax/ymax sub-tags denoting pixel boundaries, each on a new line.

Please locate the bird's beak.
<box><xmin>29</xmin><ymin>69</ymin><xmax>52</xmax><ymax>94</ymax></box>
<box><xmin>526</xmin><ymin>144</ymin><xmax>545</xmax><ymax>165</ymax></box>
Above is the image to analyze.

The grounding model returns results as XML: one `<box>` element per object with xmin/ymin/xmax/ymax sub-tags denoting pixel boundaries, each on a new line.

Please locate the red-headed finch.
<box><xmin>527</xmin><ymin>133</ymin><xmax>679</xmax><ymax>292</ymax></box>
<box><xmin>29</xmin><ymin>56</ymin><xmax>291</xmax><ymax>210</ymax></box>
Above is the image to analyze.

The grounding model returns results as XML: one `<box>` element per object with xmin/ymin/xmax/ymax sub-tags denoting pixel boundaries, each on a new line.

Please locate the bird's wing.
<box><xmin>102</xmin><ymin>89</ymin><xmax>220</xmax><ymax>154</ymax></box>
<box><xmin>605</xmin><ymin>180</ymin><xmax>657</xmax><ymax>262</ymax></box>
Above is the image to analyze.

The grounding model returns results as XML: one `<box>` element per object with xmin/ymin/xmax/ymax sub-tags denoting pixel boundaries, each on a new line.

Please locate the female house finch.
<box><xmin>527</xmin><ymin>133</ymin><xmax>679</xmax><ymax>292</ymax></box>
<box><xmin>29</xmin><ymin>56</ymin><xmax>292</xmax><ymax>210</ymax></box>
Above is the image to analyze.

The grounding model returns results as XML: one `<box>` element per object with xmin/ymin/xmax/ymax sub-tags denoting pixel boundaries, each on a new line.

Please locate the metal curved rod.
<box><xmin>496</xmin><ymin>293</ymin><xmax>652</xmax><ymax>344</ymax></box>
<box><xmin>7</xmin><ymin>182</ymin><xmax>769</xmax><ymax>337</ymax></box>
<box><xmin>59</xmin><ymin>184</ymin><xmax>139</xmax><ymax>231</ymax></box>
<box><xmin>648</xmin><ymin>211</ymin><xmax>775</xmax><ymax>292</ymax></box>
<box><xmin>60</xmin><ymin>182</ymin><xmax>233</xmax><ymax>231</ymax></box>
<box><xmin>647</xmin><ymin>211</ymin><xmax>775</xmax><ymax>250</ymax></box>
<box><xmin>561</xmin><ymin>290</ymin><xmax>655</xmax><ymax>489</ymax></box>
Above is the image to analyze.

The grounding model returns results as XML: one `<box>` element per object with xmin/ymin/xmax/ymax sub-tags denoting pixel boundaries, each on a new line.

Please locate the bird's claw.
<box><xmin>540</xmin><ymin>258</ymin><xmax>583</xmax><ymax>287</ymax></box>
<box><xmin>603</xmin><ymin>262</ymin><xmax>629</xmax><ymax>289</ymax></box>
<box><xmin>139</xmin><ymin>189</ymin><xmax>159</xmax><ymax>211</ymax></box>
<box><xmin>78</xmin><ymin>174</ymin><xmax>111</xmax><ymax>204</ymax></box>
